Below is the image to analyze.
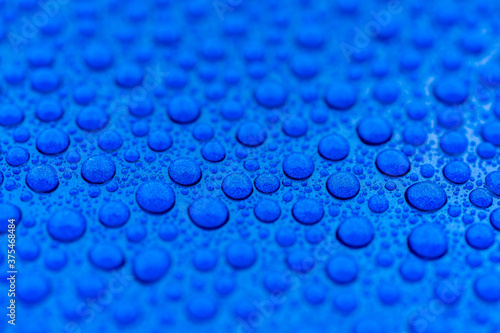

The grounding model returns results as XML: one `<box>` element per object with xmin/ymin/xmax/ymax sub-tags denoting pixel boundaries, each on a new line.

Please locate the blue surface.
<box><xmin>1</xmin><ymin>0</ymin><xmax>500</xmax><ymax>333</ymax></box>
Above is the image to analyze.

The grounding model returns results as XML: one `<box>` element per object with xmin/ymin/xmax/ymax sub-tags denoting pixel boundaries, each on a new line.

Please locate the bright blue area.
<box><xmin>0</xmin><ymin>0</ymin><xmax>500</xmax><ymax>333</ymax></box>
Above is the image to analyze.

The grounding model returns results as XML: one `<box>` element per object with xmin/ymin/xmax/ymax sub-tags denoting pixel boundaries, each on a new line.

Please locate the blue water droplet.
<box><xmin>6</xmin><ymin>146</ymin><xmax>29</xmax><ymax>166</ymax></box>
<box><xmin>201</xmin><ymin>141</ymin><xmax>226</xmax><ymax>162</ymax></box>
<box><xmin>193</xmin><ymin>249</ymin><xmax>217</xmax><ymax>272</ymax></box>
<box><xmin>254</xmin><ymin>174</ymin><xmax>280</xmax><ymax>194</ymax></box>
<box><xmin>282</xmin><ymin>153</ymin><xmax>314</xmax><ymax>180</ymax></box>
<box><xmin>254</xmin><ymin>199</ymin><xmax>281</xmax><ymax>223</ymax></box>
<box><xmin>222</xmin><ymin>173</ymin><xmax>253</xmax><ymax>200</ymax></box>
<box><xmin>403</xmin><ymin>124</ymin><xmax>427</xmax><ymax>146</ymax></box>
<box><xmin>188</xmin><ymin>198</ymin><xmax>229</xmax><ymax>230</ymax></box>
<box><xmin>476</xmin><ymin>142</ymin><xmax>496</xmax><ymax>159</ymax></box>
<box><xmin>405</xmin><ymin>181</ymin><xmax>447</xmax><ymax>212</ymax></box>
<box><xmin>469</xmin><ymin>188</ymin><xmax>492</xmax><ymax>208</ymax></box>
<box><xmin>114</xmin><ymin>64</ymin><xmax>144</xmax><ymax>88</ymax></box>
<box><xmin>491</xmin><ymin>208</ymin><xmax>500</xmax><ymax>231</ymax></box>
<box><xmin>89</xmin><ymin>244</ymin><xmax>124</xmax><ymax>270</ymax></box>
<box><xmin>443</xmin><ymin>161</ymin><xmax>471</xmax><ymax>184</ymax></box>
<box><xmin>13</xmin><ymin>127</ymin><xmax>30</xmax><ymax>143</ymax></box>
<box><xmin>192</xmin><ymin>123</ymin><xmax>214</xmax><ymax>141</ymax></box>
<box><xmin>474</xmin><ymin>274</ymin><xmax>500</xmax><ymax>303</ymax></box>
<box><xmin>439</xmin><ymin>131</ymin><xmax>468</xmax><ymax>155</ymax></box>
<box><xmin>47</xmin><ymin>209</ymin><xmax>87</xmax><ymax>242</ymax></box>
<box><xmin>236</xmin><ymin>122</ymin><xmax>267</xmax><ymax>147</ymax></box>
<box><xmin>325</xmin><ymin>83</ymin><xmax>357</xmax><ymax>110</ymax></box>
<box><xmin>147</xmin><ymin>130</ymin><xmax>173</xmax><ymax>152</ymax></box>
<box><xmin>337</xmin><ymin>217</ymin><xmax>374</xmax><ymax>248</ymax></box>
<box><xmin>76</xmin><ymin>107</ymin><xmax>109</xmax><ymax>131</ymax></box>
<box><xmin>373</xmin><ymin>80</ymin><xmax>400</xmax><ymax>104</ymax></box>
<box><xmin>406</xmin><ymin>101</ymin><xmax>427</xmax><ymax>120</ymax></box>
<box><xmin>18</xmin><ymin>276</ymin><xmax>50</xmax><ymax>304</ymax></box>
<box><xmin>292</xmin><ymin>199</ymin><xmax>324</xmax><ymax>225</ymax></box>
<box><xmin>168</xmin><ymin>157</ymin><xmax>202</xmax><ymax>186</ymax></box>
<box><xmin>81</xmin><ymin>155</ymin><xmax>116</xmax><ymax>184</ymax></box>
<box><xmin>408</xmin><ymin>224</ymin><xmax>447</xmax><ymax>260</ymax></box>
<box><xmin>226</xmin><ymin>241</ymin><xmax>256</xmax><ymax>269</ymax></box>
<box><xmin>481</xmin><ymin>121</ymin><xmax>500</xmax><ymax>147</ymax></box>
<box><xmin>187</xmin><ymin>297</ymin><xmax>217</xmax><ymax>321</ymax></box>
<box><xmin>99</xmin><ymin>201</ymin><xmax>130</xmax><ymax>228</ymax></box>
<box><xmin>221</xmin><ymin>101</ymin><xmax>244</xmax><ymax>121</ymax></box>
<box><xmin>84</xmin><ymin>43</ymin><xmax>114</xmax><ymax>70</ymax></box>
<box><xmin>282</xmin><ymin>116</ymin><xmax>308</xmax><ymax>137</ymax></box>
<box><xmin>168</xmin><ymin>95</ymin><xmax>200</xmax><ymax>124</ymax></box>
<box><xmin>0</xmin><ymin>203</ymin><xmax>21</xmax><ymax>233</ymax></box>
<box><xmin>326</xmin><ymin>255</ymin><xmax>358</xmax><ymax>284</ymax></box>
<box><xmin>26</xmin><ymin>165</ymin><xmax>59</xmax><ymax>193</ymax></box>
<box><xmin>433</xmin><ymin>78</ymin><xmax>468</xmax><ymax>105</ymax></box>
<box><xmin>98</xmin><ymin>131</ymin><xmax>123</xmax><ymax>151</ymax></box>
<box><xmin>466</xmin><ymin>224</ymin><xmax>494</xmax><ymax>250</ymax></box>
<box><xmin>254</xmin><ymin>81</ymin><xmax>287</xmax><ymax>108</ymax></box>
<box><xmin>136</xmin><ymin>181</ymin><xmax>175</xmax><ymax>214</ymax></box>
<box><xmin>486</xmin><ymin>171</ymin><xmax>500</xmax><ymax>196</ymax></box>
<box><xmin>35</xmin><ymin>99</ymin><xmax>63</xmax><ymax>122</ymax></box>
<box><xmin>36</xmin><ymin>128</ymin><xmax>70</xmax><ymax>155</ymax></box>
<box><xmin>357</xmin><ymin>116</ymin><xmax>393</xmax><ymax>145</ymax></box>
<box><xmin>318</xmin><ymin>134</ymin><xmax>349</xmax><ymax>161</ymax></box>
<box><xmin>437</xmin><ymin>109</ymin><xmax>463</xmax><ymax>129</ymax></box>
<box><xmin>399</xmin><ymin>258</ymin><xmax>425</xmax><ymax>282</ymax></box>
<box><xmin>368</xmin><ymin>194</ymin><xmax>389</xmax><ymax>213</ymax></box>
<box><xmin>375</xmin><ymin>149</ymin><xmax>410</xmax><ymax>177</ymax></box>
<box><xmin>31</xmin><ymin>68</ymin><xmax>60</xmax><ymax>93</ymax></box>
<box><xmin>128</xmin><ymin>98</ymin><xmax>154</xmax><ymax>117</ymax></box>
<box><xmin>133</xmin><ymin>249</ymin><xmax>170</xmax><ymax>283</ymax></box>
<box><xmin>327</xmin><ymin>172</ymin><xmax>360</xmax><ymax>200</ymax></box>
